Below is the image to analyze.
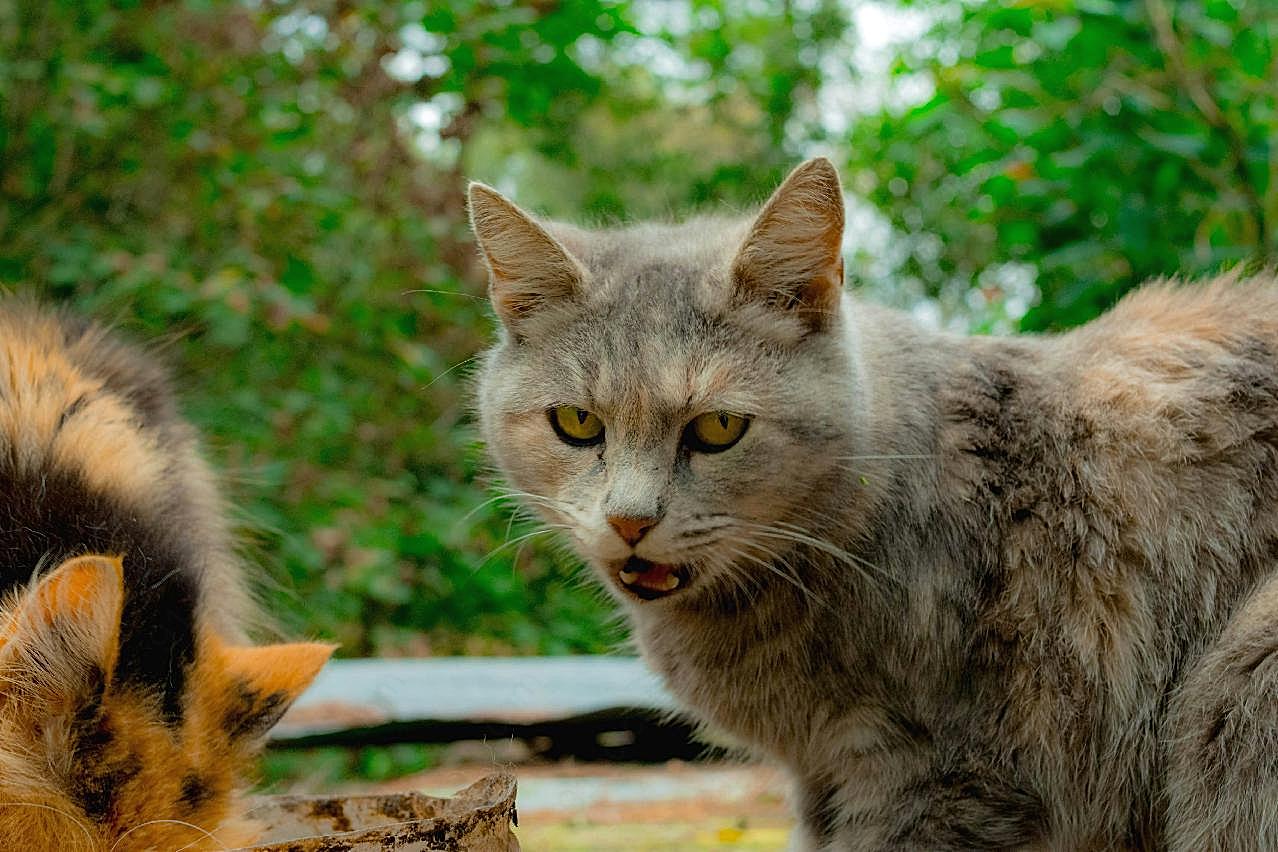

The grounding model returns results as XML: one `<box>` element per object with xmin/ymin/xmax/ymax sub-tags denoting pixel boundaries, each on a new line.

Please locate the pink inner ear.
<box><xmin>469</xmin><ymin>183</ymin><xmax>584</xmax><ymax>330</ymax></box>
<box><xmin>731</xmin><ymin>159</ymin><xmax>846</xmax><ymax>320</ymax></box>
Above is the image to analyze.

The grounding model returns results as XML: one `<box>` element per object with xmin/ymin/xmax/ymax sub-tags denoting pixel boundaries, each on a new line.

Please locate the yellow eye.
<box><xmin>686</xmin><ymin>411</ymin><xmax>749</xmax><ymax>452</ymax></box>
<box><xmin>549</xmin><ymin>405</ymin><xmax>605</xmax><ymax>445</ymax></box>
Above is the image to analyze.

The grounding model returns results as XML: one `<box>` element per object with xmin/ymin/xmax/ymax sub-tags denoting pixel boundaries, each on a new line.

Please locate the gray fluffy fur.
<box><xmin>470</xmin><ymin>159</ymin><xmax>1278</xmax><ymax>849</ymax></box>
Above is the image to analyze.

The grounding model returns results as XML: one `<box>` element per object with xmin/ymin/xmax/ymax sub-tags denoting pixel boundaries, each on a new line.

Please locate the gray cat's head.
<box><xmin>472</xmin><ymin>159</ymin><xmax>861</xmax><ymax>610</ymax></box>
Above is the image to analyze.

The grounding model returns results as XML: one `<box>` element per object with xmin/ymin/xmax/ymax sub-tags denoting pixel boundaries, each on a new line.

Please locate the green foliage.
<box><xmin>849</xmin><ymin>0</ymin><xmax>1276</xmax><ymax>330</ymax></box>
<box><xmin>257</xmin><ymin>743</ymin><xmax>443</xmax><ymax>792</ymax></box>
<box><xmin>3</xmin><ymin>0</ymin><xmax>1272</xmax><ymax>656</ymax></box>
<box><xmin>0</xmin><ymin>0</ymin><xmax>630</xmax><ymax>654</ymax></box>
<box><xmin>0</xmin><ymin>0</ymin><xmax>847</xmax><ymax>655</ymax></box>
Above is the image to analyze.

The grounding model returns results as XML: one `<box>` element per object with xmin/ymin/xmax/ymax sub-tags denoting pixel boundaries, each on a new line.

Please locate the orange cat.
<box><xmin>0</xmin><ymin>302</ymin><xmax>332</xmax><ymax>849</ymax></box>
<box><xmin>0</xmin><ymin>555</ymin><xmax>330</xmax><ymax>849</ymax></box>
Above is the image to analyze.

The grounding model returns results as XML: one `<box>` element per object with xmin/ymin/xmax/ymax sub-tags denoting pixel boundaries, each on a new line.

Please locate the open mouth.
<box><xmin>617</xmin><ymin>556</ymin><xmax>688</xmax><ymax>600</ymax></box>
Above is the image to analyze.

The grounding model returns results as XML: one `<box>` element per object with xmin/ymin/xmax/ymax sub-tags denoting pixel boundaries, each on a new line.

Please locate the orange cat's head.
<box><xmin>0</xmin><ymin>555</ymin><xmax>333</xmax><ymax>850</ymax></box>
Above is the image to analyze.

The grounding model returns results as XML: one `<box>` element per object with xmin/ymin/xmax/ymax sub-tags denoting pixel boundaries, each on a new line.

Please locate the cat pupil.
<box><xmin>718</xmin><ymin>413</ymin><xmax>729</xmax><ymax>430</ymax></box>
<box><xmin>577</xmin><ymin>408</ymin><xmax>588</xmax><ymax>425</ymax></box>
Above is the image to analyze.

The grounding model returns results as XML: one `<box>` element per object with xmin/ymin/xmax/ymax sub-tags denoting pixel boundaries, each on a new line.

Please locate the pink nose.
<box><xmin>608</xmin><ymin>515</ymin><xmax>658</xmax><ymax>546</ymax></box>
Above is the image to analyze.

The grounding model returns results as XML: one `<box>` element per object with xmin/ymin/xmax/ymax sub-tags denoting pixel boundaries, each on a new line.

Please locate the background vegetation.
<box><xmin>2</xmin><ymin>0</ymin><xmax>1273</xmax><ymax>656</ymax></box>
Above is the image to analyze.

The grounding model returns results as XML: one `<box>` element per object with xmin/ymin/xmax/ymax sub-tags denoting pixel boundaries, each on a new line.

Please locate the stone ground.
<box><xmin>361</xmin><ymin>760</ymin><xmax>792</xmax><ymax>850</ymax></box>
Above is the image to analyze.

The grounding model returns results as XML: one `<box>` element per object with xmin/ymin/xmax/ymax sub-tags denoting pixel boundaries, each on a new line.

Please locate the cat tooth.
<box><xmin>658</xmin><ymin>572</ymin><xmax>681</xmax><ymax>591</ymax></box>
<box><xmin>619</xmin><ymin>569</ymin><xmax>640</xmax><ymax>585</ymax></box>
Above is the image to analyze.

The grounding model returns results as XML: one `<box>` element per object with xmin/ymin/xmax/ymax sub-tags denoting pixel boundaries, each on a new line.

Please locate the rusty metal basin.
<box><xmin>237</xmin><ymin>773</ymin><xmax>519</xmax><ymax>851</ymax></box>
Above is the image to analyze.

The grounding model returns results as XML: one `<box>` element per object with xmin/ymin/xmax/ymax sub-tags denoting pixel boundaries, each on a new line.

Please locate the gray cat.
<box><xmin>470</xmin><ymin>158</ymin><xmax>1278</xmax><ymax>849</ymax></box>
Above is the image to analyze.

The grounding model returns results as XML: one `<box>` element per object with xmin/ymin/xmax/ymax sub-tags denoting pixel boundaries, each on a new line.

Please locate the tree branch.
<box><xmin>1144</xmin><ymin>0</ymin><xmax>1269</xmax><ymax>256</ymax></box>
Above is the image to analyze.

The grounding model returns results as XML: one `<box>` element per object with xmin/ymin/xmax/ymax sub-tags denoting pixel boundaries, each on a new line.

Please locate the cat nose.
<box><xmin>608</xmin><ymin>515</ymin><xmax>658</xmax><ymax>546</ymax></box>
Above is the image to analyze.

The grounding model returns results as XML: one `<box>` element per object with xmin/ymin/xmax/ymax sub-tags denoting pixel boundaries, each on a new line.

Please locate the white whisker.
<box><xmin>401</xmin><ymin>288</ymin><xmax>487</xmax><ymax>301</ymax></box>
<box><xmin>471</xmin><ymin>526</ymin><xmax>569</xmax><ymax>573</ymax></box>
<box><xmin>110</xmin><ymin>817</ymin><xmax>231</xmax><ymax>851</ymax></box>
<box><xmin>420</xmin><ymin>355</ymin><xmax>478</xmax><ymax>392</ymax></box>
<box><xmin>731</xmin><ymin>519</ymin><xmax>895</xmax><ymax>594</ymax></box>
<box><xmin>740</xmin><ymin>547</ymin><xmax>827</xmax><ymax>609</ymax></box>
<box><xmin>457</xmin><ymin>490</ymin><xmax>528</xmax><ymax>525</ymax></box>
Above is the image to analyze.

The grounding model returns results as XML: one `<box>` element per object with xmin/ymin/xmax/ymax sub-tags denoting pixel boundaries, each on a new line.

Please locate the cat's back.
<box><xmin>1055</xmin><ymin>273</ymin><xmax>1278</xmax><ymax>465</ymax></box>
<box><xmin>0</xmin><ymin>299</ymin><xmax>250</xmax><ymax>714</ymax></box>
<box><xmin>964</xmin><ymin>272</ymin><xmax>1278</xmax><ymax>559</ymax></box>
<box><xmin>925</xmin><ymin>272</ymin><xmax>1278</xmax><ymax>689</ymax></box>
<box><xmin>0</xmin><ymin>300</ymin><xmax>186</xmax><ymax>500</ymax></box>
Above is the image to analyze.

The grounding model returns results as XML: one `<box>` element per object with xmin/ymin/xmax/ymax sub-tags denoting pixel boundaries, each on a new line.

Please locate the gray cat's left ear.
<box><xmin>731</xmin><ymin>158</ymin><xmax>845</xmax><ymax>330</ymax></box>
<box><xmin>468</xmin><ymin>182</ymin><xmax>585</xmax><ymax>337</ymax></box>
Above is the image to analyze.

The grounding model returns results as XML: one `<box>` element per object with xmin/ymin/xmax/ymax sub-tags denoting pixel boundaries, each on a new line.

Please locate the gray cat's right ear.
<box><xmin>468</xmin><ymin>182</ymin><xmax>585</xmax><ymax>335</ymax></box>
<box><xmin>731</xmin><ymin>158</ymin><xmax>845</xmax><ymax>331</ymax></box>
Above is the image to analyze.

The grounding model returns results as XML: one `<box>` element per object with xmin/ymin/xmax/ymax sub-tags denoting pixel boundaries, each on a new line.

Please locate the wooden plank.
<box><xmin>274</xmin><ymin>656</ymin><xmax>678</xmax><ymax>740</ymax></box>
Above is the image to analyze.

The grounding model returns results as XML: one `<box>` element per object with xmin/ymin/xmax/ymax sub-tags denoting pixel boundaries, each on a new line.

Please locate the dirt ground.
<box><xmin>363</xmin><ymin>761</ymin><xmax>793</xmax><ymax>850</ymax></box>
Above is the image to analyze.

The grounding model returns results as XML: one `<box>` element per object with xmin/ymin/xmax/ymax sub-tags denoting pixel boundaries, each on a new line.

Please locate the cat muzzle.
<box><xmin>617</xmin><ymin>556</ymin><xmax>687</xmax><ymax>600</ymax></box>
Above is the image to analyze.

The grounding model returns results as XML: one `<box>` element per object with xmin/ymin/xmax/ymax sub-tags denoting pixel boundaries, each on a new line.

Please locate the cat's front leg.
<box><xmin>792</xmin><ymin>765</ymin><xmax>1048</xmax><ymax>850</ymax></box>
<box><xmin>788</xmin><ymin>773</ymin><xmax>882</xmax><ymax>851</ymax></box>
<box><xmin>788</xmin><ymin>770</ymin><xmax>905</xmax><ymax>851</ymax></box>
<box><xmin>1164</xmin><ymin>569</ymin><xmax>1278</xmax><ymax>850</ymax></box>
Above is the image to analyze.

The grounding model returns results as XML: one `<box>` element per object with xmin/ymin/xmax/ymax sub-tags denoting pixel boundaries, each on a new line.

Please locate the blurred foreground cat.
<box><xmin>0</xmin><ymin>303</ymin><xmax>332</xmax><ymax>850</ymax></box>
<box><xmin>471</xmin><ymin>159</ymin><xmax>1278</xmax><ymax>849</ymax></box>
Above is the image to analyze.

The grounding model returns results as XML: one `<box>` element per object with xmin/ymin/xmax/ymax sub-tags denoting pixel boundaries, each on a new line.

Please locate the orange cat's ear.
<box><xmin>0</xmin><ymin>554</ymin><xmax>124</xmax><ymax>713</ymax></box>
<box><xmin>468</xmin><ymin>181</ymin><xmax>586</xmax><ymax>336</ymax></box>
<box><xmin>731</xmin><ymin>157</ymin><xmax>845</xmax><ymax>331</ymax></box>
<box><xmin>209</xmin><ymin>641</ymin><xmax>335</xmax><ymax>742</ymax></box>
